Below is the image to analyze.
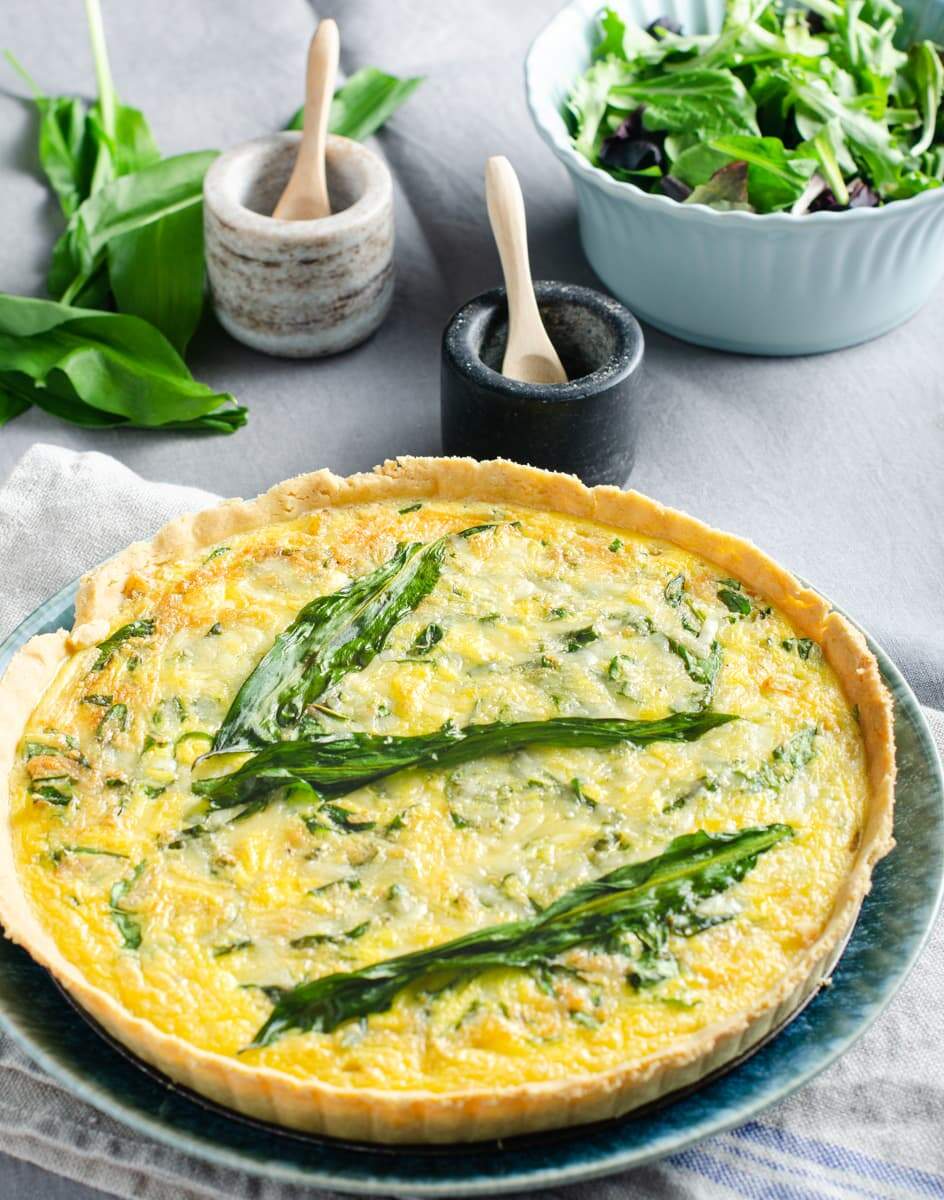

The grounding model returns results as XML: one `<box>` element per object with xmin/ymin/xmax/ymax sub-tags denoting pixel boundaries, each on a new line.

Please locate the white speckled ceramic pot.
<box><xmin>203</xmin><ymin>133</ymin><xmax>394</xmax><ymax>358</ymax></box>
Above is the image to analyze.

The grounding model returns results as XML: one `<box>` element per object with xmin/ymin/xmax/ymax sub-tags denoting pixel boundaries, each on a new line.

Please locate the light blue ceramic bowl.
<box><xmin>525</xmin><ymin>0</ymin><xmax>944</xmax><ymax>355</ymax></box>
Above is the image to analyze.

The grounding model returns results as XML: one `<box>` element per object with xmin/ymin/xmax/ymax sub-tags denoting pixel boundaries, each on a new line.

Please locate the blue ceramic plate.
<box><xmin>0</xmin><ymin>579</ymin><xmax>941</xmax><ymax>1197</ymax></box>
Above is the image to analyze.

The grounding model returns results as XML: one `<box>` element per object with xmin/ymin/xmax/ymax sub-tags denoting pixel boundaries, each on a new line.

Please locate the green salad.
<box><xmin>567</xmin><ymin>0</ymin><xmax>944</xmax><ymax>213</ymax></box>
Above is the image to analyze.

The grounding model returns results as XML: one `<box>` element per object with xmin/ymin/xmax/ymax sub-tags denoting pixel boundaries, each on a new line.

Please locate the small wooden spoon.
<box><xmin>485</xmin><ymin>155</ymin><xmax>567</xmax><ymax>385</ymax></box>
<box><xmin>273</xmin><ymin>19</ymin><xmax>340</xmax><ymax>220</ymax></box>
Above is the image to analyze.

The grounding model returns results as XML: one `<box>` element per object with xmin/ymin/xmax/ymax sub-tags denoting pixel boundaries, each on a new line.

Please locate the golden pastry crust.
<box><xmin>0</xmin><ymin>458</ymin><xmax>895</xmax><ymax>1142</ymax></box>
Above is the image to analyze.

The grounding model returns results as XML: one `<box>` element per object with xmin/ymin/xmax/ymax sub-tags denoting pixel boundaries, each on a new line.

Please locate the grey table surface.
<box><xmin>1</xmin><ymin>0</ymin><xmax>943</xmax><ymax>1197</ymax></box>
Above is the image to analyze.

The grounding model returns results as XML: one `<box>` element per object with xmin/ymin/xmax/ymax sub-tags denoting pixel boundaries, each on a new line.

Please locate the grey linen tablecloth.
<box><xmin>0</xmin><ymin>0</ymin><xmax>942</xmax><ymax>1195</ymax></box>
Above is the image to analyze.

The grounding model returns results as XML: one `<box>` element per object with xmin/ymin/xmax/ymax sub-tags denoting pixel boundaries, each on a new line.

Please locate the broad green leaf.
<box><xmin>108</xmin><ymin>202</ymin><xmax>205</xmax><ymax>355</ymax></box>
<box><xmin>288</xmin><ymin>66</ymin><xmax>423</xmax><ymax>140</ymax></box>
<box><xmin>251</xmin><ymin>823</ymin><xmax>791</xmax><ymax>1043</ymax></box>
<box><xmin>194</xmin><ymin>711</ymin><xmax>738</xmax><ymax>812</ymax></box>
<box><xmin>211</xmin><ymin>537</ymin><xmax>454</xmax><ymax>754</ymax></box>
<box><xmin>0</xmin><ymin>374</ymin><xmax>33</xmax><ymax>426</ymax></box>
<box><xmin>0</xmin><ymin>294</ymin><xmax>246</xmax><ymax>433</ymax></box>
<box><xmin>49</xmin><ymin>151</ymin><xmax>216</xmax><ymax>304</ymax></box>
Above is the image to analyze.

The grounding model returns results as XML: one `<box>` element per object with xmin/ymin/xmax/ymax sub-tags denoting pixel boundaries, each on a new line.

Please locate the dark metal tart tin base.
<box><xmin>441</xmin><ymin>281</ymin><xmax>644</xmax><ymax>486</ymax></box>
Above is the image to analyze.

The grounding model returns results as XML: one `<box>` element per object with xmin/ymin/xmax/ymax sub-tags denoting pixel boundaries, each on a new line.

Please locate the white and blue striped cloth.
<box><xmin>0</xmin><ymin>445</ymin><xmax>941</xmax><ymax>1200</ymax></box>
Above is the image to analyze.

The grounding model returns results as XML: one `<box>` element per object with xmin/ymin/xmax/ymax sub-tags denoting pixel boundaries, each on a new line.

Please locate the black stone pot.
<box><xmin>441</xmin><ymin>281</ymin><xmax>644</xmax><ymax>486</ymax></box>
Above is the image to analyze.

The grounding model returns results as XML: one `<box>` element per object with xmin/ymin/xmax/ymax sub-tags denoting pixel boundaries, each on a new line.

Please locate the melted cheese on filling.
<box><xmin>10</xmin><ymin>500</ymin><xmax>867</xmax><ymax>1091</ymax></box>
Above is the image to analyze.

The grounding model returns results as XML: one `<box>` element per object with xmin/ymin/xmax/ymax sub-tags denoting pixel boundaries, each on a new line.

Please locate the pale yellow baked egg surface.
<box><xmin>9</xmin><ymin>500</ymin><xmax>867</xmax><ymax>1092</ymax></box>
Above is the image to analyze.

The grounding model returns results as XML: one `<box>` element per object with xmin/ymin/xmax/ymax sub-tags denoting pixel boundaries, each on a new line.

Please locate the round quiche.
<box><xmin>0</xmin><ymin>458</ymin><xmax>895</xmax><ymax>1143</ymax></box>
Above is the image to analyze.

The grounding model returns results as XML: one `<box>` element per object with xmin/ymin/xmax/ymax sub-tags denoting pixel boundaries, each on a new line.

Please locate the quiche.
<box><xmin>0</xmin><ymin>458</ymin><xmax>894</xmax><ymax>1143</ymax></box>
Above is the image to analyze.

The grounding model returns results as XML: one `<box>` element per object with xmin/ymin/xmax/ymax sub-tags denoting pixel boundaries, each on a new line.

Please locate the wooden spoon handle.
<box><xmin>273</xmin><ymin>19</ymin><xmax>340</xmax><ymax>221</ymax></box>
<box><xmin>485</xmin><ymin>156</ymin><xmax>542</xmax><ymax>335</ymax></box>
<box><xmin>485</xmin><ymin>156</ymin><xmax>567</xmax><ymax>384</ymax></box>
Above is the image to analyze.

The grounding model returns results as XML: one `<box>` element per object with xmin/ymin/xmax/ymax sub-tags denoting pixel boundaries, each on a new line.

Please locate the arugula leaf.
<box><xmin>96</xmin><ymin>702</ymin><xmax>128</xmax><ymax>741</ymax></box>
<box><xmin>801</xmin><ymin>121</ymin><xmax>851</xmax><ymax>204</ymax></box>
<box><xmin>667</xmin><ymin>637</ymin><xmax>724</xmax><ymax>700</ymax></box>
<box><xmin>211</xmin><ymin>538</ymin><xmax>451</xmax><ymax>753</ymax></box>
<box><xmin>194</xmin><ymin>711</ymin><xmax>737</xmax><ymax>812</ymax></box>
<box><xmin>569</xmin><ymin>59</ymin><xmax>628</xmax><ymax>159</ymax></box>
<box><xmin>0</xmin><ymin>379</ymin><xmax>33</xmax><ymax>428</ymax></box>
<box><xmin>908</xmin><ymin>41</ymin><xmax>944</xmax><ymax>156</ymax></box>
<box><xmin>664</xmin><ymin>575</ymin><xmax>685</xmax><ymax>606</ymax></box>
<box><xmin>609</xmin><ymin>70</ymin><xmax>760</xmax><ymax>137</ymax></box>
<box><xmin>250</xmin><ymin>823</ymin><xmax>791</xmax><ymax>1043</ymax></box>
<box><xmin>308</xmin><ymin>804</ymin><xmax>377</xmax><ymax>835</ymax></box>
<box><xmin>593</xmin><ymin>8</ymin><xmax>629</xmax><ymax>61</ymax></box>
<box><xmin>564</xmin><ymin>625</ymin><xmax>600</xmax><ymax>652</ymax></box>
<box><xmin>782</xmin><ymin>637</ymin><xmax>817</xmax><ymax>660</ymax></box>
<box><xmin>107</xmin><ymin>201</ymin><xmax>205</xmax><ymax>356</ymax></box>
<box><xmin>0</xmin><ymin>296</ymin><xmax>245</xmax><ymax>433</ymax></box>
<box><xmin>288</xmin><ymin>66</ymin><xmax>423</xmax><ymax>140</ymax></box>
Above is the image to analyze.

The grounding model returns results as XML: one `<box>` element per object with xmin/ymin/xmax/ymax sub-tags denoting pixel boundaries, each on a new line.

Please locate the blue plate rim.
<box><xmin>0</xmin><ymin>574</ymin><xmax>940</xmax><ymax>1196</ymax></box>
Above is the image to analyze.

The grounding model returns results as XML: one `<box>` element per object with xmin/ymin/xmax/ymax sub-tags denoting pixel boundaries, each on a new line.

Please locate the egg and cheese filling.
<box><xmin>10</xmin><ymin>500</ymin><xmax>867</xmax><ymax>1091</ymax></box>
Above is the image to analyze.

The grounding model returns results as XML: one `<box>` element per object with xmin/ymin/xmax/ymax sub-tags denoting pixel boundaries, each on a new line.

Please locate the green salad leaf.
<box><xmin>0</xmin><ymin>296</ymin><xmax>246</xmax><ymax>433</ymax></box>
<box><xmin>250</xmin><ymin>823</ymin><xmax>792</xmax><ymax>1043</ymax></box>
<box><xmin>610</xmin><ymin>69</ymin><xmax>760</xmax><ymax>136</ymax></box>
<box><xmin>568</xmin><ymin>0</ymin><xmax>944</xmax><ymax>212</ymax></box>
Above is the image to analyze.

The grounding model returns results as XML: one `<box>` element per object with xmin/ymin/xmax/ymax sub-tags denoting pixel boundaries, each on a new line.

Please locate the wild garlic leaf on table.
<box><xmin>287</xmin><ymin>66</ymin><xmax>424</xmax><ymax>140</ymax></box>
<box><xmin>107</xmin><ymin>200</ymin><xmax>206</xmax><ymax>356</ymax></box>
<box><xmin>250</xmin><ymin>823</ymin><xmax>791</xmax><ymax>1044</ymax></box>
<box><xmin>0</xmin><ymin>377</ymin><xmax>34</xmax><ymax>428</ymax></box>
<box><xmin>568</xmin><ymin>59</ymin><xmax>629</xmax><ymax>160</ymax></box>
<box><xmin>0</xmin><ymin>295</ymin><xmax>246</xmax><ymax>433</ymax></box>
<box><xmin>3</xmin><ymin>0</ymin><xmax>428</xmax><ymax>435</ymax></box>
<box><xmin>48</xmin><ymin>151</ymin><xmax>216</xmax><ymax>306</ymax></box>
